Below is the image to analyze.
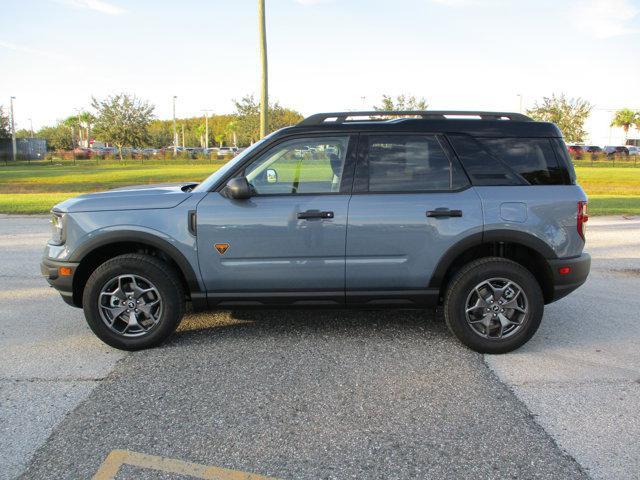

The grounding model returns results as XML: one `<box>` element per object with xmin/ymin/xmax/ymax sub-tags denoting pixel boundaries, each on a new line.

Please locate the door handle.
<box><xmin>426</xmin><ymin>208</ymin><xmax>463</xmax><ymax>218</ymax></box>
<box><xmin>297</xmin><ymin>210</ymin><xmax>334</xmax><ymax>220</ymax></box>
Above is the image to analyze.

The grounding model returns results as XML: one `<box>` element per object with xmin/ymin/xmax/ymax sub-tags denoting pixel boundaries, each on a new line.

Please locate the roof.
<box><xmin>287</xmin><ymin>111</ymin><xmax>562</xmax><ymax>138</ymax></box>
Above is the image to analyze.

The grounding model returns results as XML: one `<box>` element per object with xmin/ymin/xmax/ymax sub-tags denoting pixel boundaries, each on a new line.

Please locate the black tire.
<box><xmin>82</xmin><ymin>253</ymin><xmax>185</xmax><ymax>350</ymax></box>
<box><xmin>444</xmin><ymin>257</ymin><xmax>543</xmax><ymax>354</ymax></box>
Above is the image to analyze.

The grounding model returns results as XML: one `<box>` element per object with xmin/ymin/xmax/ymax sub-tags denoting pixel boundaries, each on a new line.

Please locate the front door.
<box><xmin>196</xmin><ymin>135</ymin><xmax>356</xmax><ymax>306</ymax></box>
<box><xmin>345</xmin><ymin>133</ymin><xmax>483</xmax><ymax>305</ymax></box>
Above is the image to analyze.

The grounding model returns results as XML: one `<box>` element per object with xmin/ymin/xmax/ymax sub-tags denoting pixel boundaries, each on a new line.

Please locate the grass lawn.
<box><xmin>0</xmin><ymin>163</ymin><xmax>638</xmax><ymax>215</ymax></box>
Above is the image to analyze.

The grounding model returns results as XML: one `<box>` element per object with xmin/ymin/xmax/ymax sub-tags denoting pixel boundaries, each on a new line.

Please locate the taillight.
<box><xmin>577</xmin><ymin>201</ymin><xmax>588</xmax><ymax>241</ymax></box>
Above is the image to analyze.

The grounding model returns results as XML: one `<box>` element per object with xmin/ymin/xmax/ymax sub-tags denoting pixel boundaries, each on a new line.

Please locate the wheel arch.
<box><xmin>430</xmin><ymin>230</ymin><xmax>556</xmax><ymax>304</ymax></box>
<box><xmin>69</xmin><ymin>231</ymin><xmax>203</xmax><ymax>308</ymax></box>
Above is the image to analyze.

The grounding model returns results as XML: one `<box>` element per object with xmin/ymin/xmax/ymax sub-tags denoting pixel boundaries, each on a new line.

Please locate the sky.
<box><xmin>1</xmin><ymin>0</ymin><xmax>639</xmax><ymax>144</ymax></box>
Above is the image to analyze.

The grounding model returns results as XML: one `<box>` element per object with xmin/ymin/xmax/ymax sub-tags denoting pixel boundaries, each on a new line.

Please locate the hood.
<box><xmin>54</xmin><ymin>182</ymin><xmax>198</xmax><ymax>213</ymax></box>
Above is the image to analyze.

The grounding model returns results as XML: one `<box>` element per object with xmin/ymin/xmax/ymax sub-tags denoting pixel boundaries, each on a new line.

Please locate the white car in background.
<box><xmin>218</xmin><ymin>146</ymin><xmax>239</xmax><ymax>156</ymax></box>
<box><xmin>627</xmin><ymin>146</ymin><xmax>640</xmax><ymax>156</ymax></box>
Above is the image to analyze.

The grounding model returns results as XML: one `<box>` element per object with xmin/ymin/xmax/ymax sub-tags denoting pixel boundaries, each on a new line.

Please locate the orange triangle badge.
<box><xmin>214</xmin><ymin>243</ymin><xmax>229</xmax><ymax>254</ymax></box>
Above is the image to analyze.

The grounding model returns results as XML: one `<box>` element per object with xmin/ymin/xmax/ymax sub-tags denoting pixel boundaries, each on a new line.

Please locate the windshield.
<box><xmin>193</xmin><ymin>133</ymin><xmax>278</xmax><ymax>192</ymax></box>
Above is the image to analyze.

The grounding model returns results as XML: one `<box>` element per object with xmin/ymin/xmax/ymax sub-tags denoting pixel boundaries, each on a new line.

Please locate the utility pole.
<box><xmin>10</xmin><ymin>96</ymin><xmax>17</xmax><ymax>162</ymax></box>
<box><xmin>202</xmin><ymin>110</ymin><xmax>213</xmax><ymax>149</ymax></box>
<box><xmin>172</xmin><ymin>96</ymin><xmax>178</xmax><ymax>155</ymax></box>
<box><xmin>517</xmin><ymin>94</ymin><xmax>523</xmax><ymax>114</ymax></box>
<box><xmin>258</xmin><ymin>0</ymin><xmax>268</xmax><ymax>138</ymax></box>
<box><xmin>181</xmin><ymin>124</ymin><xmax>185</xmax><ymax>148</ymax></box>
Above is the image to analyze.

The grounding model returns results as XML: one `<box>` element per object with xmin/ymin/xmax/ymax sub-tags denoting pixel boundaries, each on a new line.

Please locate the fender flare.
<box><xmin>428</xmin><ymin>229</ymin><xmax>557</xmax><ymax>289</ymax></box>
<box><xmin>69</xmin><ymin>229</ymin><xmax>202</xmax><ymax>294</ymax></box>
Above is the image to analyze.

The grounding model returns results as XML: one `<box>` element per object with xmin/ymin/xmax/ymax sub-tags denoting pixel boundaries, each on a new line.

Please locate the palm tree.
<box><xmin>77</xmin><ymin>111</ymin><xmax>95</xmax><ymax>148</ymax></box>
<box><xmin>610</xmin><ymin>109</ymin><xmax>639</xmax><ymax>141</ymax></box>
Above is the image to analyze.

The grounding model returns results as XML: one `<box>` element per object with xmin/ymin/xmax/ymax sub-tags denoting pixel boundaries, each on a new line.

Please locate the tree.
<box><xmin>147</xmin><ymin>120</ymin><xmax>174</xmax><ymax>148</ymax></box>
<box><xmin>0</xmin><ymin>105</ymin><xmax>12</xmax><ymax>139</ymax></box>
<box><xmin>15</xmin><ymin>128</ymin><xmax>32</xmax><ymax>139</ymax></box>
<box><xmin>232</xmin><ymin>95</ymin><xmax>303</xmax><ymax>145</ymax></box>
<box><xmin>77</xmin><ymin>111</ymin><xmax>95</xmax><ymax>147</ymax></box>
<box><xmin>91</xmin><ymin>93</ymin><xmax>154</xmax><ymax>160</ymax></box>
<box><xmin>527</xmin><ymin>94</ymin><xmax>592</xmax><ymax>143</ymax></box>
<box><xmin>374</xmin><ymin>94</ymin><xmax>428</xmax><ymax>111</ymax></box>
<box><xmin>610</xmin><ymin>109</ymin><xmax>639</xmax><ymax>141</ymax></box>
<box><xmin>37</xmin><ymin>122</ymin><xmax>75</xmax><ymax>150</ymax></box>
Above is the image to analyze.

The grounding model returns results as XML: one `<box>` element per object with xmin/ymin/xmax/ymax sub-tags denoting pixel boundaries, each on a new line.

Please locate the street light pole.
<box><xmin>258</xmin><ymin>0</ymin><xmax>268</xmax><ymax>138</ymax></box>
<box><xmin>10</xmin><ymin>96</ymin><xmax>17</xmax><ymax>162</ymax></box>
<box><xmin>172</xmin><ymin>96</ymin><xmax>178</xmax><ymax>156</ymax></box>
<box><xmin>28</xmin><ymin>118</ymin><xmax>34</xmax><ymax>137</ymax></box>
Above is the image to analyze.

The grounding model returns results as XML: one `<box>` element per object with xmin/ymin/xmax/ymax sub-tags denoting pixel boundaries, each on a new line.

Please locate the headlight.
<box><xmin>49</xmin><ymin>211</ymin><xmax>65</xmax><ymax>245</ymax></box>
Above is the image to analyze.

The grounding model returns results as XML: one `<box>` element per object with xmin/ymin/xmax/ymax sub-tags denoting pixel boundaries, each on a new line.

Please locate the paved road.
<box><xmin>1</xmin><ymin>215</ymin><xmax>637</xmax><ymax>479</ymax></box>
<box><xmin>0</xmin><ymin>216</ymin><xmax>124</xmax><ymax>480</ymax></box>
<box><xmin>486</xmin><ymin>216</ymin><xmax>640</xmax><ymax>480</ymax></box>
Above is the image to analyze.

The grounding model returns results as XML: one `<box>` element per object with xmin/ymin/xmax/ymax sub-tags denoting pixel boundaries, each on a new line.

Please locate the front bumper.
<box><xmin>548</xmin><ymin>252</ymin><xmax>591</xmax><ymax>302</ymax></box>
<box><xmin>41</xmin><ymin>257</ymin><xmax>80</xmax><ymax>307</ymax></box>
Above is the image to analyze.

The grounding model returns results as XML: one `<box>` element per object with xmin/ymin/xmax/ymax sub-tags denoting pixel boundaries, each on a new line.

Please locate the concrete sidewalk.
<box><xmin>486</xmin><ymin>216</ymin><xmax>640</xmax><ymax>480</ymax></box>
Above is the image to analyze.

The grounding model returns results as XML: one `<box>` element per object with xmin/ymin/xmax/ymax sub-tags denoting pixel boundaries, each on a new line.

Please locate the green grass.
<box><xmin>586</xmin><ymin>196</ymin><xmax>640</xmax><ymax>216</ymax></box>
<box><xmin>0</xmin><ymin>192</ymin><xmax>85</xmax><ymax>214</ymax></box>
<box><xmin>1</xmin><ymin>163</ymin><xmax>639</xmax><ymax>215</ymax></box>
<box><xmin>0</xmin><ymin>163</ymin><xmax>223</xmax><ymax>194</ymax></box>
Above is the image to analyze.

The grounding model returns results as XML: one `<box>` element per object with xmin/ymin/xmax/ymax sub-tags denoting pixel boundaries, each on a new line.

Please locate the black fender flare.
<box><xmin>428</xmin><ymin>229</ymin><xmax>557</xmax><ymax>289</ymax></box>
<box><xmin>69</xmin><ymin>230</ymin><xmax>202</xmax><ymax>294</ymax></box>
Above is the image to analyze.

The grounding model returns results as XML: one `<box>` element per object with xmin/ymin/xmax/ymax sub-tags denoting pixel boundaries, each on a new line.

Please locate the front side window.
<box><xmin>244</xmin><ymin>137</ymin><xmax>349</xmax><ymax>195</ymax></box>
<box><xmin>360</xmin><ymin>135</ymin><xmax>468</xmax><ymax>192</ymax></box>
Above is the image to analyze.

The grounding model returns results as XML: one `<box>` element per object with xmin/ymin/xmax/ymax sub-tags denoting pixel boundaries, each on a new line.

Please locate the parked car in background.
<box><xmin>584</xmin><ymin>146</ymin><xmax>603</xmax><ymax>154</ymax></box>
<box><xmin>567</xmin><ymin>145</ymin><xmax>585</xmax><ymax>156</ymax></box>
<box><xmin>141</xmin><ymin>148</ymin><xmax>160</xmax><ymax>157</ymax></box>
<box><xmin>72</xmin><ymin>147</ymin><xmax>92</xmax><ymax>159</ymax></box>
<box><xmin>604</xmin><ymin>146</ymin><xmax>629</xmax><ymax>156</ymax></box>
<box><xmin>218</xmin><ymin>146</ymin><xmax>239</xmax><ymax>156</ymax></box>
<box><xmin>627</xmin><ymin>146</ymin><xmax>640</xmax><ymax>156</ymax></box>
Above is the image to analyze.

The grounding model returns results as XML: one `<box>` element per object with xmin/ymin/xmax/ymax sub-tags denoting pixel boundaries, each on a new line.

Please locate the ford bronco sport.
<box><xmin>42</xmin><ymin>111</ymin><xmax>591</xmax><ymax>353</ymax></box>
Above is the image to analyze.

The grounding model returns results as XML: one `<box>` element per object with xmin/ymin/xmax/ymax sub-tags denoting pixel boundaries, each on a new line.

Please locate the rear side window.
<box><xmin>447</xmin><ymin>135</ymin><xmax>522</xmax><ymax>186</ymax></box>
<box><xmin>478</xmin><ymin>138</ymin><xmax>567</xmax><ymax>185</ymax></box>
<box><xmin>357</xmin><ymin>134</ymin><xmax>469</xmax><ymax>192</ymax></box>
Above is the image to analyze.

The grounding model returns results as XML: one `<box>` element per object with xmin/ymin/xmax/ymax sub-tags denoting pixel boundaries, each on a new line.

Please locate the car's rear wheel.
<box><xmin>83</xmin><ymin>253</ymin><xmax>185</xmax><ymax>350</ymax></box>
<box><xmin>444</xmin><ymin>257</ymin><xmax>543</xmax><ymax>354</ymax></box>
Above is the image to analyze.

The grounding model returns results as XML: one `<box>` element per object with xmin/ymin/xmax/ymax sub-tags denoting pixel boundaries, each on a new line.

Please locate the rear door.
<box><xmin>345</xmin><ymin>133</ymin><xmax>483</xmax><ymax>305</ymax></box>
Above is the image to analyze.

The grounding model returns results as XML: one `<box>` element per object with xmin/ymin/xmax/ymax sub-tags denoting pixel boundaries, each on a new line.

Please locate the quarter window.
<box><xmin>244</xmin><ymin>137</ymin><xmax>349</xmax><ymax>195</ymax></box>
<box><xmin>478</xmin><ymin>138</ymin><xmax>566</xmax><ymax>185</ymax></box>
<box><xmin>360</xmin><ymin>135</ymin><xmax>468</xmax><ymax>192</ymax></box>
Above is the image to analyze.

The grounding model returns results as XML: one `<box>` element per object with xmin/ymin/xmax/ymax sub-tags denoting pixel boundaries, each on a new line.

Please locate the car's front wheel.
<box><xmin>83</xmin><ymin>253</ymin><xmax>185</xmax><ymax>350</ymax></box>
<box><xmin>444</xmin><ymin>257</ymin><xmax>544</xmax><ymax>354</ymax></box>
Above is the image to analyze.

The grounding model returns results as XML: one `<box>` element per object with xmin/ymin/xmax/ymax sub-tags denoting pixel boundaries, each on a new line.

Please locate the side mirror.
<box><xmin>266</xmin><ymin>168</ymin><xmax>278</xmax><ymax>183</ymax></box>
<box><xmin>225</xmin><ymin>177</ymin><xmax>252</xmax><ymax>200</ymax></box>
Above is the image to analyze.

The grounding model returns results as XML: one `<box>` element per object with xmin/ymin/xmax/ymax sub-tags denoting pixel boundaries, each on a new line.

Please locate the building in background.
<box><xmin>0</xmin><ymin>138</ymin><xmax>47</xmax><ymax>162</ymax></box>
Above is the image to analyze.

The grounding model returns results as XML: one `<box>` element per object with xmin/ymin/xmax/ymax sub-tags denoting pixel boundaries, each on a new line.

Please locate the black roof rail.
<box><xmin>297</xmin><ymin>110</ymin><xmax>533</xmax><ymax>126</ymax></box>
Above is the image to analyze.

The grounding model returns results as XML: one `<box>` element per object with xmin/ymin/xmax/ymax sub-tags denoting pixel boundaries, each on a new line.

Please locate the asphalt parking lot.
<box><xmin>1</xmin><ymin>215</ymin><xmax>638</xmax><ymax>479</ymax></box>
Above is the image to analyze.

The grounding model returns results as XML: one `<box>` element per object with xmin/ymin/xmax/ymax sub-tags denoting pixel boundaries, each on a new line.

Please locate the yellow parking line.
<box><xmin>92</xmin><ymin>449</ymin><xmax>280</xmax><ymax>480</ymax></box>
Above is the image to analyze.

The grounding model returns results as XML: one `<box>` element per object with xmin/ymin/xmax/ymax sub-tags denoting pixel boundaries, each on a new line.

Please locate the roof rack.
<box><xmin>297</xmin><ymin>110</ymin><xmax>532</xmax><ymax>126</ymax></box>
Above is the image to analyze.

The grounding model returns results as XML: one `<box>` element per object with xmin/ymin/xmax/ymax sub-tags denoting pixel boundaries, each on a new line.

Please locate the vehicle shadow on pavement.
<box><xmin>173</xmin><ymin>308</ymin><xmax>448</xmax><ymax>346</ymax></box>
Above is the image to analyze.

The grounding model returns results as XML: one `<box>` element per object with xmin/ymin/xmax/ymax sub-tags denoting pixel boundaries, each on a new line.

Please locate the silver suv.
<box><xmin>42</xmin><ymin>111</ymin><xmax>591</xmax><ymax>353</ymax></box>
